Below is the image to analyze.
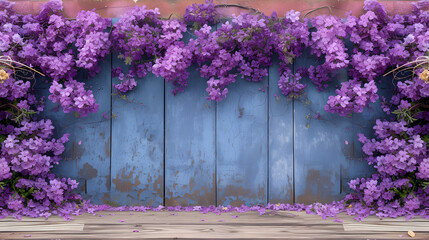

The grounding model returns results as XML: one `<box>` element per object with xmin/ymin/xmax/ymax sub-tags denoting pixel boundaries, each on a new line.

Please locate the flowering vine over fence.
<box><xmin>0</xmin><ymin>0</ymin><xmax>428</xmax><ymax>220</ymax></box>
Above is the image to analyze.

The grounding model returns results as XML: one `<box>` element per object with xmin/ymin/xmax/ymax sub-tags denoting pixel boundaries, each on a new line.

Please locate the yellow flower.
<box><xmin>222</xmin><ymin>207</ymin><xmax>228</xmax><ymax>210</ymax></box>
<box><xmin>419</xmin><ymin>69</ymin><xmax>429</xmax><ymax>84</ymax></box>
<box><xmin>348</xmin><ymin>204</ymin><xmax>352</xmax><ymax>208</ymax></box>
<box><xmin>276</xmin><ymin>203</ymin><xmax>281</xmax><ymax>206</ymax></box>
<box><xmin>0</xmin><ymin>69</ymin><xmax>9</xmax><ymax>83</ymax></box>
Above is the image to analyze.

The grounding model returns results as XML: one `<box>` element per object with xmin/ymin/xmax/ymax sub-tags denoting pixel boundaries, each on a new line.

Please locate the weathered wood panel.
<box><xmin>268</xmin><ymin>61</ymin><xmax>294</xmax><ymax>204</ymax></box>
<box><xmin>0</xmin><ymin>222</ymin><xmax>84</xmax><ymax>232</ymax></box>
<box><xmin>164</xmin><ymin>30</ymin><xmax>216</xmax><ymax>206</ymax></box>
<box><xmin>216</xmin><ymin>76</ymin><xmax>268</xmax><ymax>206</ymax></box>
<box><xmin>340</xmin><ymin>77</ymin><xmax>392</xmax><ymax>194</ymax></box>
<box><xmin>109</xmin><ymin>19</ymin><xmax>164</xmax><ymax>206</ymax></box>
<box><xmin>36</xmin><ymin>54</ymin><xmax>112</xmax><ymax>204</ymax></box>
<box><xmin>293</xmin><ymin>52</ymin><xmax>355</xmax><ymax>204</ymax></box>
<box><xmin>164</xmin><ymin>65</ymin><xmax>216</xmax><ymax>206</ymax></box>
<box><xmin>1</xmin><ymin>212</ymin><xmax>427</xmax><ymax>239</ymax></box>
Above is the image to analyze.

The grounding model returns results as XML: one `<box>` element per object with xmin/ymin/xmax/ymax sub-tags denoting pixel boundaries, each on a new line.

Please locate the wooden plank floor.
<box><xmin>0</xmin><ymin>211</ymin><xmax>428</xmax><ymax>239</ymax></box>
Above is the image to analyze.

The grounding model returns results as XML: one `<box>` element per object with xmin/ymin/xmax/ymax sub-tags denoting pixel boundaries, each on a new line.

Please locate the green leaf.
<box><xmin>422</xmin><ymin>134</ymin><xmax>429</xmax><ymax>144</ymax></box>
<box><xmin>125</xmin><ymin>56</ymin><xmax>132</xmax><ymax>65</ymax></box>
<box><xmin>0</xmin><ymin>134</ymin><xmax>6</xmax><ymax>144</ymax></box>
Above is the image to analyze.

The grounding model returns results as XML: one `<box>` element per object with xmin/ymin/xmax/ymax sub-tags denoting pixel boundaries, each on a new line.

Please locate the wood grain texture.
<box><xmin>0</xmin><ymin>211</ymin><xmax>427</xmax><ymax>239</ymax></box>
<box><xmin>293</xmin><ymin>51</ymin><xmax>355</xmax><ymax>204</ymax></box>
<box><xmin>268</xmin><ymin>60</ymin><xmax>294</xmax><ymax>204</ymax></box>
<box><xmin>216</xmin><ymin>76</ymin><xmax>268</xmax><ymax>206</ymax></box>
<box><xmin>164</xmin><ymin>32</ymin><xmax>216</xmax><ymax>206</ymax></box>
<box><xmin>0</xmin><ymin>222</ymin><xmax>84</xmax><ymax>232</ymax></box>
<box><xmin>343</xmin><ymin>222</ymin><xmax>429</xmax><ymax>232</ymax></box>
<box><xmin>109</xmin><ymin>18</ymin><xmax>164</xmax><ymax>206</ymax></box>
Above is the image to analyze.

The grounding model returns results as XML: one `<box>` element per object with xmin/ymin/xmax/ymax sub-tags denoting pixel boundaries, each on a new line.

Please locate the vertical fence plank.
<box><xmin>340</xmin><ymin>78</ymin><xmax>392</xmax><ymax>194</ymax></box>
<box><xmin>109</xmin><ymin>65</ymin><xmax>165</xmax><ymax>207</ymax></box>
<box><xmin>109</xmin><ymin>18</ymin><xmax>164</xmax><ymax>206</ymax></box>
<box><xmin>216</xmin><ymin>77</ymin><xmax>268</xmax><ymax>206</ymax></box>
<box><xmin>293</xmin><ymin>51</ymin><xmax>353</xmax><ymax>204</ymax></box>
<box><xmin>164</xmin><ymin>66</ymin><xmax>216</xmax><ymax>206</ymax></box>
<box><xmin>36</xmin><ymin>55</ymin><xmax>112</xmax><ymax>204</ymax></box>
<box><xmin>268</xmin><ymin>61</ymin><xmax>294</xmax><ymax>204</ymax></box>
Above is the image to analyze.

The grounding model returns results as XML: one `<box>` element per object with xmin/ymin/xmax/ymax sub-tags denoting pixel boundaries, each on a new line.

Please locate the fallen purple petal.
<box><xmin>119</xmin><ymin>220</ymin><xmax>125</xmax><ymax>222</ymax></box>
<box><xmin>133</xmin><ymin>230</ymin><xmax>139</xmax><ymax>232</ymax></box>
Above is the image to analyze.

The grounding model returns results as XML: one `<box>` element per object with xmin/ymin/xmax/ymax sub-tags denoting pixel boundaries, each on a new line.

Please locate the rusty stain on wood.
<box><xmin>165</xmin><ymin>184</ymin><xmax>215</xmax><ymax>206</ymax></box>
<box><xmin>269</xmin><ymin>176</ymin><xmax>294</xmax><ymax>204</ymax></box>
<box><xmin>105</xmin><ymin>173</ymin><xmax>111</xmax><ymax>190</ymax></box>
<box><xmin>101</xmin><ymin>193</ymin><xmax>120</xmax><ymax>207</ymax></box>
<box><xmin>78</xmin><ymin>163</ymin><xmax>98</xmax><ymax>180</ymax></box>
<box><xmin>296</xmin><ymin>169</ymin><xmax>337</xmax><ymax>204</ymax></box>
<box><xmin>220</xmin><ymin>185</ymin><xmax>253</xmax><ymax>206</ymax></box>
<box><xmin>112</xmin><ymin>169</ymin><xmax>141</xmax><ymax>193</ymax></box>
<box><xmin>152</xmin><ymin>175</ymin><xmax>164</xmax><ymax>199</ymax></box>
<box><xmin>105</xmin><ymin>136</ymin><xmax>111</xmax><ymax>157</ymax></box>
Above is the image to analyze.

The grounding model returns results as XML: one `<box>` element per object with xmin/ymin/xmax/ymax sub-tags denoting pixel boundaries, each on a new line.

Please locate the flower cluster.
<box><xmin>111</xmin><ymin>6</ymin><xmax>188</xmax><ymax>94</ymax></box>
<box><xmin>190</xmin><ymin>13</ymin><xmax>276</xmax><ymax>100</ymax></box>
<box><xmin>346</xmin><ymin>77</ymin><xmax>429</xmax><ymax>219</ymax></box>
<box><xmin>0</xmin><ymin>64</ymin><xmax>81</xmax><ymax>219</ymax></box>
<box><xmin>1</xmin><ymin>119</ymin><xmax>69</xmax><ymax>176</ymax></box>
<box><xmin>271</xmin><ymin>11</ymin><xmax>309</xmax><ymax>97</ymax></box>
<box><xmin>152</xmin><ymin>41</ymin><xmax>192</xmax><ymax>95</ymax></box>
<box><xmin>324</xmin><ymin>0</ymin><xmax>429</xmax><ymax>117</ymax></box>
<box><xmin>1</xmin><ymin>175</ymin><xmax>81</xmax><ymax>219</ymax></box>
<box><xmin>74</xmin><ymin>10</ymin><xmax>111</xmax><ymax>76</ymax></box>
<box><xmin>48</xmin><ymin>80</ymin><xmax>99</xmax><ymax>117</ymax></box>
<box><xmin>278</xmin><ymin>68</ymin><xmax>306</xmax><ymax>97</ymax></box>
<box><xmin>325</xmin><ymin>79</ymin><xmax>379</xmax><ymax>116</ymax></box>
<box><xmin>187</xmin><ymin>9</ymin><xmax>310</xmax><ymax>101</ymax></box>
<box><xmin>0</xmin><ymin>0</ymin><xmax>110</xmax><ymax>116</ymax></box>
<box><xmin>184</xmin><ymin>0</ymin><xmax>217</xmax><ymax>28</ymax></box>
<box><xmin>308</xmin><ymin>15</ymin><xmax>349</xmax><ymax>90</ymax></box>
<box><xmin>111</xmin><ymin>67</ymin><xmax>137</xmax><ymax>93</ymax></box>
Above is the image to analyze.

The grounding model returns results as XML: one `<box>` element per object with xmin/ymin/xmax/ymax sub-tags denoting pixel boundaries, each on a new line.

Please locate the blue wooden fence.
<box><xmin>37</xmin><ymin>22</ymin><xmax>390</xmax><ymax>207</ymax></box>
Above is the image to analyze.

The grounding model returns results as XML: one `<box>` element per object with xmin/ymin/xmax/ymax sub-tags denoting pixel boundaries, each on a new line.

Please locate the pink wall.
<box><xmin>10</xmin><ymin>0</ymin><xmax>417</xmax><ymax>18</ymax></box>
